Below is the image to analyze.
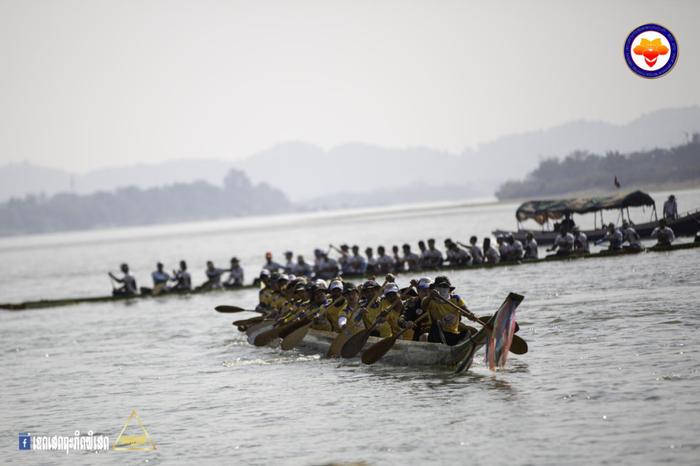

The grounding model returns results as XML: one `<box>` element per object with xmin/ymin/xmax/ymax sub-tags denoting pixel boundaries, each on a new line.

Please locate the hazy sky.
<box><xmin>1</xmin><ymin>0</ymin><xmax>698</xmax><ymax>172</ymax></box>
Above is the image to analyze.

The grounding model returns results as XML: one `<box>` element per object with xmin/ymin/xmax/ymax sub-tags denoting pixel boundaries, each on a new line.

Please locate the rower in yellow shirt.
<box><xmin>337</xmin><ymin>282</ymin><xmax>365</xmax><ymax>334</ymax></box>
<box><xmin>307</xmin><ymin>281</ymin><xmax>334</xmax><ymax>332</ymax></box>
<box><xmin>364</xmin><ymin>283</ymin><xmax>403</xmax><ymax>337</ymax></box>
<box><xmin>325</xmin><ymin>279</ymin><xmax>347</xmax><ymax>332</ymax></box>
<box><xmin>421</xmin><ymin>276</ymin><xmax>468</xmax><ymax>345</ymax></box>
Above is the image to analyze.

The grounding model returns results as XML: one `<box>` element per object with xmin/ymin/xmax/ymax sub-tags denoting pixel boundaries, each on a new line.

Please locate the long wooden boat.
<box><xmin>2</xmin><ymin>240</ymin><xmax>698</xmax><ymax>311</ymax></box>
<box><xmin>494</xmin><ymin>191</ymin><xmax>700</xmax><ymax>245</ymax></box>
<box><xmin>237</xmin><ymin>293</ymin><xmax>523</xmax><ymax>373</ymax></box>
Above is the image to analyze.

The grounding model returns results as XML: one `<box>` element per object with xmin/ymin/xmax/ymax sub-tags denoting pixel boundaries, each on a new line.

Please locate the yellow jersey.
<box><xmin>425</xmin><ymin>295</ymin><xmax>465</xmax><ymax>334</ymax></box>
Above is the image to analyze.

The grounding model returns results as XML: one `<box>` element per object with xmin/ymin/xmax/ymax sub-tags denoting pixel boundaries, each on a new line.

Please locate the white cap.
<box><xmin>416</xmin><ymin>277</ymin><xmax>433</xmax><ymax>289</ymax></box>
<box><xmin>314</xmin><ymin>279</ymin><xmax>328</xmax><ymax>290</ymax></box>
<box><xmin>383</xmin><ymin>283</ymin><xmax>400</xmax><ymax>296</ymax></box>
<box><xmin>329</xmin><ymin>280</ymin><xmax>343</xmax><ymax>291</ymax></box>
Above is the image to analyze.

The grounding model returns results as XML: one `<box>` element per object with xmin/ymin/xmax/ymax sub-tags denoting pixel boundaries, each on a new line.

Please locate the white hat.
<box><xmin>383</xmin><ymin>283</ymin><xmax>400</xmax><ymax>296</ymax></box>
<box><xmin>416</xmin><ymin>277</ymin><xmax>433</xmax><ymax>290</ymax></box>
<box><xmin>329</xmin><ymin>280</ymin><xmax>343</xmax><ymax>291</ymax></box>
<box><xmin>314</xmin><ymin>279</ymin><xmax>328</xmax><ymax>290</ymax></box>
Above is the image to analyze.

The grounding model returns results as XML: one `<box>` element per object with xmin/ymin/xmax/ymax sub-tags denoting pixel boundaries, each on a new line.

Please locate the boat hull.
<box><xmin>299</xmin><ymin>329</ymin><xmax>484</xmax><ymax>368</ymax></box>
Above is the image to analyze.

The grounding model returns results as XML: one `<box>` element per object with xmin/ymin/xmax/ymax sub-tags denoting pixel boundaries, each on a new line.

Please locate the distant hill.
<box><xmin>0</xmin><ymin>159</ymin><xmax>236</xmax><ymax>202</ymax></box>
<box><xmin>236</xmin><ymin>106</ymin><xmax>700</xmax><ymax>201</ymax></box>
<box><xmin>0</xmin><ymin>169</ymin><xmax>290</xmax><ymax>236</ymax></box>
<box><xmin>2</xmin><ymin>106</ymin><xmax>699</xmax><ymax>204</ymax></box>
<box><xmin>495</xmin><ymin>136</ymin><xmax>700</xmax><ymax>200</ymax></box>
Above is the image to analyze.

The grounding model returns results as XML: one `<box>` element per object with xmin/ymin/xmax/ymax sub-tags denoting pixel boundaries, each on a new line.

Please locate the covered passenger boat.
<box><xmin>493</xmin><ymin>190</ymin><xmax>700</xmax><ymax>245</ymax></box>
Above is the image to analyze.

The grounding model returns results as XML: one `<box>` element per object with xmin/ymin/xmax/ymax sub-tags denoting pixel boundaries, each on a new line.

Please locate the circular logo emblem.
<box><xmin>624</xmin><ymin>24</ymin><xmax>678</xmax><ymax>78</ymax></box>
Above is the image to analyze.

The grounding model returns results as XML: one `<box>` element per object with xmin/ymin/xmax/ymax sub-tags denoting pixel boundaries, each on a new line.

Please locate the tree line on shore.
<box><xmin>496</xmin><ymin>135</ymin><xmax>700</xmax><ymax>200</ymax></box>
<box><xmin>0</xmin><ymin>169</ymin><xmax>291</xmax><ymax>236</ymax></box>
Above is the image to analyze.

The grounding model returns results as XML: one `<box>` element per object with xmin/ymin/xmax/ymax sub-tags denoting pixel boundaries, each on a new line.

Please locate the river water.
<box><xmin>1</xmin><ymin>189</ymin><xmax>699</xmax><ymax>465</ymax></box>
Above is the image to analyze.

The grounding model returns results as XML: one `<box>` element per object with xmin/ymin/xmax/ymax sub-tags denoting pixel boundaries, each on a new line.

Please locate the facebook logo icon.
<box><xmin>19</xmin><ymin>433</ymin><xmax>31</xmax><ymax>450</ymax></box>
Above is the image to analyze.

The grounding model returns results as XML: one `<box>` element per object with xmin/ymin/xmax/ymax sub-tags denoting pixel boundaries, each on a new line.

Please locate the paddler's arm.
<box><xmin>108</xmin><ymin>272</ymin><xmax>123</xmax><ymax>283</ymax></box>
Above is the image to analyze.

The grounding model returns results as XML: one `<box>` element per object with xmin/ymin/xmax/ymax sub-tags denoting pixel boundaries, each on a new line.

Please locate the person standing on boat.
<box><xmin>483</xmin><ymin>237</ymin><xmax>500</xmax><ymax>264</ymax></box>
<box><xmin>421</xmin><ymin>276</ymin><xmax>469</xmax><ymax>345</ymax></box>
<box><xmin>621</xmin><ymin>221</ymin><xmax>643</xmax><ymax>251</ymax></box>
<box><xmin>109</xmin><ymin>263</ymin><xmax>138</xmax><ymax>297</ymax></box>
<box><xmin>651</xmin><ymin>219</ymin><xmax>676</xmax><ymax>246</ymax></box>
<box><xmin>224</xmin><ymin>257</ymin><xmax>244</xmax><ymax>288</ymax></box>
<box><xmin>572</xmin><ymin>227</ymin><xmax>589</xmax><ymax>254</ymax></box>
<box><xmin>376</xmin><ymin>246</ymin><xmax>395</xmax><ymax>274</ymax></box>
<box><xmin>151</xmin><ymin>262</ymin><xmax>171</xmax><ymax>290</ymax></box>
<box><xmin>663</xmin><ymin>195</ymin><xmax>679</xmax><ymax>220</ymax></box>
<box><xmin>263</xmin><ymin>252</ymin><xmax>283</xmax><ymax>273</ymax></box>
<box><xmin>347</xmin><ymin>245</ymin><xmax>367</xmax><ymax>275</ymax></box>
<box><xmin>292</xmin><ymin>255</ymin><xmax>313</xmax><ymax>277</ymax></box>
<box><xmin>524</xmin><ymin>233</ymin><xmax>538</xmax><ymax>259</ymax></box>
<box><xmin>561</xmin><ymin>212</ymin><xmax>576</xmax><ymax>232</ymax></box>
<box><xmin>402</xmin><ymin>243</ymin><xmax>422</xmax><ymax>272</ymax></box>
<box><xmin>172</xmin><ymin>260</ymin><xmax>192</xmax><ymax>291</ymax></box>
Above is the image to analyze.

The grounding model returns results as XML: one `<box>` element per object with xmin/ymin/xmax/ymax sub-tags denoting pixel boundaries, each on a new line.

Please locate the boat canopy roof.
<box><xmin>516</xmin><ymin>190</ymin><xmax>655</xmax><ymax>224</ymax></box>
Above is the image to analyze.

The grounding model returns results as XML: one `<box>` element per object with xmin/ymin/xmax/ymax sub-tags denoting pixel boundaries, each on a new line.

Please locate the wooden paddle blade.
<box><xmin>361</xmin><ymin>334</ymin><xmax>399</xmax><ymax>365</ymax></box>
<box><xmin>509</xmin><ymin>335</ymin><xmax>528</xmax><ymax>354</ymax></box>
<box><xmin>233</xmin><ymin>316</ymin><xmax>265</xmax><ymax>326</ymax></box>
<box><xmin>253</xmin><ymin>326</ymin><xmax>281</xmax><ymax>346</ymax></box>
<box><xmin>278</xmin><ymin>318</ymin><xmax>311</xmax><ymax>339</ymax></box>
<box><xmin>327</xmin><ymin>330</ymin><xmax>351</xmax><ymax>358</ymax></box>
<box><xmin>215</xmin><ymin>305</ymin><xmax>248</xmax><ymax>313</ymax></box>
<box><xmin>280</xmin><ymin>324</ymin><xmax>311</xmax><ymax>350</ymax></box>
<box><xmin>340</xmin><ymin>330</ymin><xmax>371</xmax><ymax>359</ymax></box>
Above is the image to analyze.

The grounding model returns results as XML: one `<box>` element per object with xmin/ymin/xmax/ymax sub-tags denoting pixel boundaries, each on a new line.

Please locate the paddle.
<box><xmin>215</xmin><ymin>305</ymin><xmax>262</xmax><ymax>314</ymax></box>
<box><xmin>327</xmin><ymin>280</ymin><xmax>388</xmax><ymax>358</ymax></box>
<box><xmin>279</xmin><ymin>297</ymin><xmax>346</xmax><ymax>350</ymax></box>
<box><xmin>233</xmin><ymin>316</ymin><xmax>265</xmax><ymax>326</ymax></box>
<box><xmin>340</xmin><ymin>300</ymin><xmax>400</xmax><ymax>359</ymax></box>
<box><xmin>361</xmin><ymin>312</ymin><xmax>430</xmax><ymax>365</ymax></box>
<box><xmin>254</xmin><ymin>297</ymin><xmax>344</xmax><ymax>347</ymax></box>
<box><xmin>431</xmin><ymin>293</ymin><xmax>528</xmax><ymax>355</ymax></box>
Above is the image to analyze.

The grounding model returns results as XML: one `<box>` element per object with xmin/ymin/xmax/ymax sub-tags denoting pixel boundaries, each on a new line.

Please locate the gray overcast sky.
<box><xmin>1</xmin><ymin>0</ymin><xmax>698</xmax><ymax>172</ymax></box>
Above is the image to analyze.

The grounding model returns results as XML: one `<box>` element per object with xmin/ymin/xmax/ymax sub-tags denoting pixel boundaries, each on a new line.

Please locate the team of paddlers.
<box><xmin>256</xmin><ymin>271</ymin><xmax>477</xmax><ymax>346</ymax></box>
<box><xmin>108</xmin><ymin>220</ymin><xmax>679</xmax><ymax>297</ymax></box>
